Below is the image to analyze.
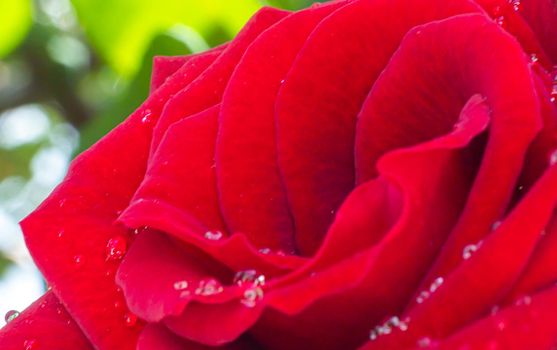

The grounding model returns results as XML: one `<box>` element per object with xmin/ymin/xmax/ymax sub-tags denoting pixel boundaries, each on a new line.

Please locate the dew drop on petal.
<box><xmin>24</xmin><ymin>339</ymin><xmax>37</xmax><ymax>350</ymax></box>
<box><xmin>550</xmin><ymin>149</ymin><xmax>557</xmax><ymax>165</ymax></box>
<box><xmin>124</xmin><ymin>312</ymin><xmax>138</xmax><ymax>327</ymax></box>
<box><xmin>204</xmin><ymin>230</ymin><xmax>223</xmax><ymax>240</ymax></box>
<box><xmin>173</xmin><ymin>280</ymin><xmax>189</xmax><ymax>290</ymax></box>
<box><xmin>429</xmin><ymin>277</ymin><xmax>444</xmax><ymax>293</ymax></box>
<box><xmin>416</xmin><ymin>290</ymin><xmax>430</xmax><ymax>304</ymax></box>
<box><xmin>491</xmin><ymin>305</ymin><xmax>500</xmax><ymax>315</ymax></box>
<box><xmin>417</xmin><ymin>337</ymin><xmax>432</xmax><ymax>348</ymax></box>
<box><xmin>492</xmin><ymin>221</ymin><xmax>502</xmax><ymax>231</ymax></box>
<box><xmin>515</xmin><ymin>295</ymin><xmax>532</xmax><ymax>306</ymax></box>
<box><xmin>510</xmin><ymin>0</ymin><xmax>521</xmax><ymax>12</ymax></box>
<box><xmin>241</xmin><ymin>285</ymin><xmax>264</xmax><ymax>308</ymax></box>
<box><xmin>194</xmin><ymin>278</ymin><xmax>224</xmax><ymax>296</ymax></box>
<box><xmin>73</xmin><ymin>255</ymin><xmax>84</xmax><ymax>267</ymax></box>
<box><xmin>141</xmin><ymin>109</ymin><xmax>153</xmax><ymax>124</ymax></box>
<box><xmin>4</xmin><ymin>310</ymin><xmax>19</xmax><ymax>323</ymax></box>
<box><xmin>258</xmin><ymin>248</ymin><xmax>271</xmax><ymax>254</ymax></box>
<box><xmin>462</xmin><ymin>241</ymin><xmax>482</xmax><ymax>260</ymax></box>
<box><xmin>368</xmin><ymin>316</ymin><xmax>409</xmax><ymax>341</ymax></box>
<box><xmin>106</xmin><ymin>236</ymin><xmax>127</xmax><ymax>261</ymax></box>
<box><xmin>57</xmin><ymin>230</ymin><xmax>65</xmax><ymax>238</ymax></box>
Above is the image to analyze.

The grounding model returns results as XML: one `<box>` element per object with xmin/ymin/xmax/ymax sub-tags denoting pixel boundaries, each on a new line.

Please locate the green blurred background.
<box><xmin>0</xmin><ymin>0</ymin><xmax>323</xmax><ymax>321</ymax></box>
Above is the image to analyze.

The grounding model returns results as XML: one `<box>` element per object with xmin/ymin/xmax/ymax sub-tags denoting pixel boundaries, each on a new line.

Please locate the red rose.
<box><xmin>1</xmin><ymin>0</ymin><xmax>557</xmax><ymax>348</ymax></box>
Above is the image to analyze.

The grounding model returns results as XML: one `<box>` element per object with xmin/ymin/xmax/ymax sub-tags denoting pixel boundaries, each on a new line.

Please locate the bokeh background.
<box><xmin>0</xmin><ymin>0</ymin><xmax>321</xmax><ymax>323</ymax></box>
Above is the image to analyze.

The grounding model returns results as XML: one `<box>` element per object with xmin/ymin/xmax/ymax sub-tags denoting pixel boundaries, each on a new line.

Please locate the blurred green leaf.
<box><xmin>0</xmin><ymin>0</ymin><xmax>33</xmax><ymax>58</ymax></box>
<box><xmin>78</xmin><ymin>32</ymin><xmax>192</xmax><ymax>151</ymax></box>
<box><xmin>264</xmin><ymin>0</ymin><xmax>326</xmax><ymax>10</ymax></box>
<box><xmin>70</xmin><ymin>0</ymin><xmax>262</xmax><ymax>77</ymax></box>
<box><xmin>0</xmin><ymin>252</ymin><xmax>13</xmax><ymax>278</ymax></box>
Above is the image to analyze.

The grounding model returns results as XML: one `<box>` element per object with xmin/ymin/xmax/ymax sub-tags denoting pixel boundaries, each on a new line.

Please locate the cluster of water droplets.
<box><xmin>492</xmin><ymin>0</ymin><xmax>522</xmax><ymax>26</ymax></box>
<box><xmin>416</xmin><ymin>277</ymin><xmax>444</xmax><ymax>304</ymax></box>
<box><xmin>551</xmin><ymin>68</ymin><xmax>557</xmax><ymax>104</ymax></box>
<box><xmin>204</xmin><ymin>230</ymin><xmax>224</xmax><ymax>241</ymax></box>
<box><xmin>368</xmin><ymin>316</ymin><xmax>409</xmax><ymax>341</ymax></box>
<box><xmin>462</xmin><ymin>240</ymin><xmax>483</xmax><ymax>260</ymax></box>
<box><xmin>234</xmin><ymin>269</ymin><xmax>266</xmax><ymax>308</ymax></box>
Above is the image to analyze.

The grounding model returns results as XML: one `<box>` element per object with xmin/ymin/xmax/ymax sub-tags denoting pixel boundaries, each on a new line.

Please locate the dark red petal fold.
<box><xmin>275</xmin><ymin>0</ymin><xmax>481</xmax><ymax>255</ymax></box>
<box><xmin>216</xmin><ymin>0</ymin><xmax>346</xmax><ymax>255</ymax></box>
<box><xmin>0</xmin><ymin>291</ymin><xmax>93</xmax><ymax>350</ymax></box>
<box><xmin>252</xmin><ymin>86</ymin><xmax>489</xmax><ymax>350</ymax></box>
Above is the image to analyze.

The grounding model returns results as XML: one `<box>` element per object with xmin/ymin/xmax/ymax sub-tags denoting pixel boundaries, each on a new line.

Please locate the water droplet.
<box><xmin>141</xmin><ymin>109</ymin><xmax>153</xmax><ymax>124</ymax></box>
<box><xmin>4</xmin><ymin>310</ymin><xmax>19</xmax><ymax>323</ymax></box>
<box><xmin>509</xmin><ymin>0</ymin><xmax>521</xmax><ymax>12</ymax></box>
<box><xmin>24</xmin><ymin>339</ymin><xmax>37</xmax><ymax>350</ymax></box>
<box><xmin>258</xmin><ymin>248</ymin><xmax>271</xmax><ymax>254</ymax></box>
<box><xmin>59</xmin><ymin>199</ymin><xmax>66</xmax><ymax>208</ymax></box>
<box><xmin>233</xmin><ymin>269</ymin><xmax>265</xmax><ymax>287</ymax></box>
<box><xmin>124</xmin><ymin>312</ymin><xmax>138</xmax><ymax>327</ymax></box>
<box><xmin>429</xmin><ymin>277</ymin><xmax>444</xmax><ymax>293</ymax></box>
<box><xmin>57</xmin><ymin>230</ymin><xmax>65</xmax><ymax>238</ymax></box>
<box><xmin>495</xmin><ymin>15</ymin><xmax>505</xmax><ymax>26</ymax></box>
<box><xmin>416</xmin><ymin>290</ymin><xmax>430</xmax><ymax>304</ymax></box>
<box><xmin>73</xmin><ymin>255</ymin><xmax>84</xmax><ymax>267</ymax></box>
<box><xmin>369</xmin><ymin>316</ymin><xmax>409</xmax><ymax>341</ymax></box>
<box><xmin>173</xmin><ymin>280</ymin><xmax>189</xmax><ymax>290</ymax></box>
<box><xmin>280</xmin><ymin>79</ymin><xmax>285</xmax><ymax>84</ymax></box>
<box><xmin>496</xmin><ymin>320</ymin><xmax>506</xmax><ymax>331</ymax></box>
<box><xmin>105</xmin><ymin>236</ymin><xmax>127</xmax><ymax>261</ymax></box>
<box><xmin>462</xmin><ymin>241</ymin><xmax>483</xmax><ymax>260</ymax></box>
<box><xmin>530</xmin><ymin>53</ymin><xmax>538</xmax><ymax>64</ymax></box>
<box><xmin>204</xmin><ymin>230</ymin><xmax>223</xmax><ymax>240</ymax></box>
<box><xmin>492</xmin><ymin>221</ymin><xmax>502</xmax><ymax>230</ymax></box>
<box><xmin>241</xmin><ymin>285</ymin><xmax>264</xmax><ymax>308</ymax></box>
<box><xmin>132</xmin><ymin>226</ymin><xmax>147</xmax><ymax>235</ymax></box>
<box><xmin>550</xmin><ymin>150</ymin><xmax>557</xmax><ymax>165</ymax></box>
<box><xmin>515</xmin><ymin>295</ymin><xmax>532</xmax><ymax>306</ymax></box>
<box><xmin>194</xmin><ymin>278</ymin><xmax>224</xmax><ymax>296</ymax></box>
<box><xmin>491</xmin><ymin>305</ymin><xmax>500</xmax><ymax>315</ymax></box>
<box><xmin>417</xmin><ymin>337</ymin><xmax>433</xmax><ymax>348</ymax></box>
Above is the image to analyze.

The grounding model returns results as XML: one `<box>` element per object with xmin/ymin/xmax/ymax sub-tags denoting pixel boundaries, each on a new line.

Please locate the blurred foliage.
<box><xmin>0</xmin><ymin>0</ymin><xmax>33</xmax><ymax>58</ymax></box>
<box><xmin>0</xmin><ymin>0</ymin><xmax>326</xmax><ymax>280</ymax></box>
<box><xmin>0</xmin><ymin>252</ymin><xmax>12</xmax><ymax>277</ymax></box>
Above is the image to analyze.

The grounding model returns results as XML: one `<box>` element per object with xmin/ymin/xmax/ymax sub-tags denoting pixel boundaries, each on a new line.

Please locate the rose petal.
<box><xmin>398</xmin><ymin>14</ymin><xmax>540</xmax><ymax>296</ymax></box>
<box><xmin>150</xmin><ymin>7</ymin><xmax>290</xmax><ymax>154</ymax></box>
<box><xmin>432</xmin><ymin>285</ymin><xmax>557</xmax><ymax>349</ymax></box>
<box><xmin>150</xmin><ymin>56</ymin><xmax>190</xmax><ymax>93</ymax></box>
<box><xmin>150</xmin><ymin>45</ymin><xmax>229</xmax><ymax>93</ymax></box>
<box><xmin>216</xmin><ymin>0</ymin><xmax>346</xmax><ymax>255</ymax></box>
<box><xmin>133</xmin><ymin>105</ymin><xmax>227</xmax><ymax>231</ymax></box>
<box><xmin>252</xmin><ymin>90</ymin><xmax>490</xmax><ymax>349</ymax></box>
<box><xmin>0</xmin><ymin>291</ymin><xmax>93</xmax><ymax>350</ymax></box>
<box><xmin>363</xmin><ymin>162</ymin><xmax>557</xmax><ymax>348</ymax></box>
<box><xmin>505</xmin><ymin>213</ymin><xmax>557</xmax><ymax>301</ymax></box>
<box><xmin>137</xmin><ymin>323</ymin><xmax>259</xmax><ymax>350</ymax></box>
<box><xmin>117</xmin><ymin>230</ymin><xmax>233</xmax><ymax>323</ymax></box>
<box><xmin>275</xmin><ymin>0</ymin><xmax>481</xmax><ymax>255</ymax></box>
<box><xmin>20</xmin><ymin>48</ymin><xmax>219</xmax><ymax>350</ymax></box>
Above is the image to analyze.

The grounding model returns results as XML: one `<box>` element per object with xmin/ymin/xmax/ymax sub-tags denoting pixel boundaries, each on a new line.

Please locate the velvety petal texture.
<box><xmin>2</xmin><ymin>0</ymin><xmax>557</xmax><ymax>349</ymax></box>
